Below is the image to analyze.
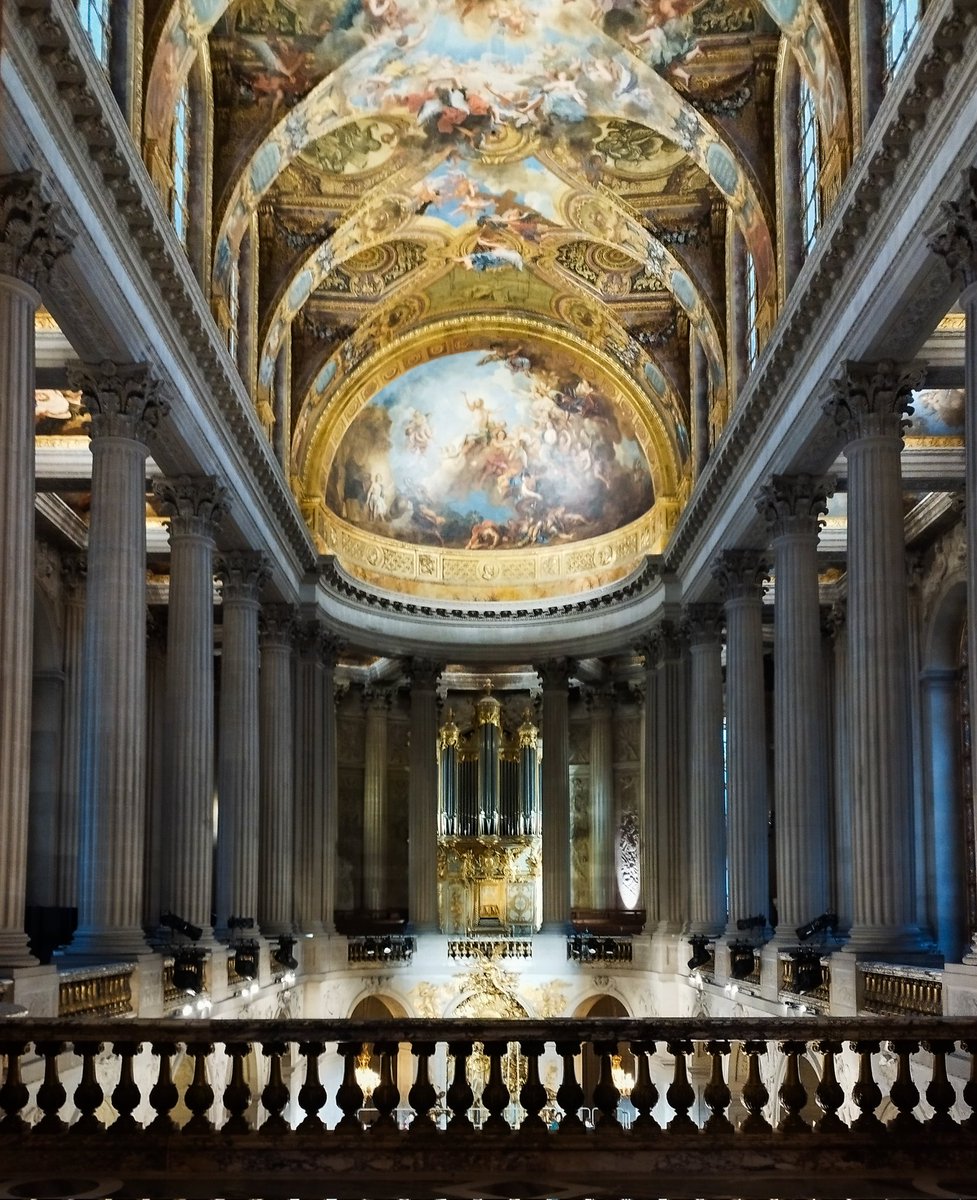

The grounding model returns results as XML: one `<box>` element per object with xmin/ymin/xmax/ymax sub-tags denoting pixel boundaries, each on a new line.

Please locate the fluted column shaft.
<box><xmin>757</xmin><ymin>476</ymin><xmax>832</xmax><ymax>935</ymax></box>
<box><xmin>293</xmin><ymin>623</ymin><xmax>327</xmax><ymax>933</ymax></box>
<box><xmin>655</xmin><ymin>624</ymin><xmax>686</xmax><ymax>931</ymax></box>
<box><xmin>363</xmin><ymin>688</ymin><xmax>391</xmax><ymax>915</ymax></box>
<box><xmin>685</xmin><ymin>606</ymin><xmax>726</xmax><ymax>936</ymax></box>
<box><xmin>714</xmin><ymin>551</ymin><xmax>769</xmax><ymax>937</ymax></box>
<box><xmin>640</xmin><ymin>655</ymin><xmax>658</xmax><ymax>927</ymax></box>
<box><xmin>70</xmin><ymin>363</ymin><xmax>168</xmax><ymax>957</ymax></box>
<box><xmin>215</xmin><ymin>551</ymin><xmax>268</xmax><ymax>935</ymax></box>
<box><xmin>56</xmin><ymin>556</ymin><xmax>87</xmax><ymax>911</ymax></box>
<box><xmin>155</xmin><ymin>477</ymin><xmax>226</xmax><ymax>937</ymax></box>
<box><xmin>825</xmin><ymin>361</ymin><xmax>923</xmax><ymax>951</ymax></box>
<box><xmin>259</xmin><ymin>606</ymin><xmax>296</xmax><ymax>934</ymax></box>
<box><xmin>144</xmin><ymin>616</ymin><xmax>166</xmax><ymax>930</ymax></box>
<box><xmin>827</xmin><ymin>602</ymin><xmax>854</xmax><ymax>932</ymax></box>
<box><xmin>540</xmin><ymin>660</ymin><xmax>571</xmax><ymax>929</ymax></box>
<box><xmin>588</xmin><ymin>687</ymin><xmax>615</xmax><ymax>911</ymax></box>
<box><xmin>0</xmin><ymin>172</ymin><xmax>71</xmax><ymax>966</ymax></box>
<box><xmin>409</xmin><ymin>661</ymin><xmax>441</xmax><ymax>931</ymax></box>
<box><xmin>930</xmin><ymin>179</ymin><xmax>977</xmax><ymax>954</ymax></box>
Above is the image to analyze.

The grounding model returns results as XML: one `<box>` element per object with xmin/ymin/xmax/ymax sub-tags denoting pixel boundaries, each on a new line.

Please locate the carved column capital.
<box><xmin>682</xmin><ymin>602</ymin><xmax>724</xmax><ymax>645</ymax></box>
<box><xmin>929</xmin><ymin>167</ymin><xmax>977</xmax><ymax>290</ymax></box>
<box><xmin>60</xmin><ymin>551</ymin><xmax>87</xmax><ymax>599</ymax></box>
<box><xmin>154</xmin><ymin>475</ymin><xmax>229</xmax><ymax>540</ymax></box>
<box><xmin>363</xmin><ymin>685</ymin><xmax>393</xmax><ymax>713</ymax></box>
<box><xmin>217</xmin><ymin>550</ymin><xmax>271</xmax><ymax>603</ymax></box>
<box><xmin>537</xmin><ymin>658</ymin><xmax>570</xmax><ymax>690</ymax></box>
<box><xmin>637</xmin><ymin>631</ymin><xmax>662</xmax><ymax>671</ymax></box>
<box><xmin>408</xmin><ymin>658</ymin><xmax>442</xmax><ymax>691</ymax></box>
<box><xmin>755</xmin><ymin>474</ymin><xmax>833</xmax><ymax>539</ymax></box>
<box><xmin>295</xmin><ymin>618</ymin><xmax>341</xmax><ymax>666</ymax></box>
<box><xmin>259</xmin><ymin>603</ymin><xmax>297</xmax><ymax>649</ymax></box>
<box><xmin>68</xmin><ymin>361</ymin><xmax>169</xmax><ymax>444</ymax></box>
<box><xmin>822</xmin><ymin>359</ymin><xmax>925</xmax><ymax>442</ymax></box>
<box><xmin>713</xmin><ymin>548</ymin><xmax>769</xmax><ymax>601</ymax></box>
<box><xmin>0</xmin><ymin>171</ymin><xmax>74</xmax><ymax>287</ymax></box>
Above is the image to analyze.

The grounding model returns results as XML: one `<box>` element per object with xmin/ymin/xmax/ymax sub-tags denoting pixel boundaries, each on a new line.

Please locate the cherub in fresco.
<box><xmin>477</xmin><ymin>205</ymin><xmax>548</xmax><ymax>243</ymax></box>
<box><xmin>366</xmin><ymin>473</ymin><xmax>388</xmax><ymax>521</ymax></box>
<box><xmin>454</xmin><ymin>235</ymin><xmax>526</xmax><ymax>271</ymax></box>
<box><xmin>404</xmin><ymin>407</ymin><xmax>434</xmax><ymax>453</ymax></box>
<box><xmin>477</xmin><ymin>343</ymin><xmax>532</xmax><ymax>373</ymax></box>
<box><xmin>539</xmin><ymin>68</ymin><xmax>589</xmax><ymax>122</ymax></box>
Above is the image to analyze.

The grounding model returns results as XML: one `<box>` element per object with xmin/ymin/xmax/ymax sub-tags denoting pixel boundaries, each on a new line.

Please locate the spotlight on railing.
<box><xmin>729</xmin><ymin>941</ymin><xmax>757</xmax><ymax>980</ymax></box>
<box><xmin>160</xmin><ymin>911</ymin><xmax>202</xmax><ymax>942</ymax></box>
<box><xmin>790</xmin><ymin>948</ymin><xmax>825</xmax><ymax>993</ymax></box>
<box><xmin>347</xmin><ymin>935</ymin><xmax>416</xmax><ymax>963</ymax></box>
<box><xmin>796</xmin><ymin>912</ymin><xmax>839</xmax><ymax>942</ymax></box>
<box><xmin>273</xmin><ymin>935</ymin><xmax>298</xmax><ymax>971</ymax></box>
<box><xmin>172</xmin><ymin>946</ymin><xmax>206</xmax><ymax>994</ymax></box>
<box><xmin>687</xmin><ymin>934</ymin><xmax>712</xmax><ymax>973</ymax></box>
<box><xmin>233</xmin><ymin>939</ymin><xmax>260</xmax><ymax>980</ymax></box>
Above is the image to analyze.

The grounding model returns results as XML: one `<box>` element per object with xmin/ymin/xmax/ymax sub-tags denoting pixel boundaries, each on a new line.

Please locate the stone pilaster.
<box><xmin>756</xmin><ymin>475</ymin><xmax>833</xmax><ymax>938</ymax></box>
<box><xmin>930</xmin><ymin>169</ymin><xmax>977</xmax><ymax>956</ymax></box>
<box><xmin>68</xmin><ymin>361</ymin><xmax>169</xmax><ymax>958</ymax></box>
<box><xmin>408</xmin><ymin>659</ymin><xmax>441</xmax><ymax>931</ymax></box>
<box><xmin>0</xmin><ymin>172</ymin><xmax>72</xmax><ymax>967</ymax></box>
<box><xmin>683</xmin><ymin>604</ymin><xmax>726</xmax><ymax>936</ymax></box>
<box><xmin>587</xmin><ymin>685</ymin><xmax>615</xmax><ymax>912</ymax></box>
<box><xmin>363</xmin><ymin>686</ymin><xmax>392</xmax><ymax>916</ymax></box>
<box><xmin>539</xmin><ymin>659</ymin><xmax>571</xmax><ymax>930</ymax></box>
<box><xmin>144</xmin><ymin>612</ymin><xmax>167</xmax><ymax>931</ymax></box>
<box><xmin>824</xmin><ymin>360</ymin><xmax>925</xmax><ymax>952</ymax></box>
<box><xmin>639</xmin><ymin>641</ymin><xmax>659</xmax><ymax>928</ymax></box>
<box><xmin>258</xmin><ymin>604</ymin><xmax>297</xmax><ymax>935</ymax></box>
<box><xmin>56</xmin><ymin>554</ymin><xmax>87</xmax><ymax>911</ymax></box>
<box><xmin>155</xmin><ymin>476</ymin><xmax>227</xmax><ymax>939</ymax></box>
<box><xmin>713</xmin><ymin>549</ymin><xmax>770</xmax><ymax>938</ymax></box>
<box><xmin>214</xmin><ymin>550</ymin><xmax>270</xmax><ymax>936</ymax></box>
<box><xmin>825</xmin><ymin>601</ymin><xmax>853</xmax><ymax>933</ymax></box>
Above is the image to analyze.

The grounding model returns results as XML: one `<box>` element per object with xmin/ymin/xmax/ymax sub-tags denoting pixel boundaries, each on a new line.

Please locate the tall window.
<box><xmin>227</xmin><ymin>259</ymin><xmax>239</xmax><ymax>358</ymax></box>
<box><xmin>745</xmin><ymin>249</ymin><xmax>759</xmax><ymax>370</ymax></box>
<box><xmin>798</xmin><ymin>79</ymin><xmax>820</xmax><ymax>257</ymax></box>
<box><xmin>883</xmin><ymin>0</ymin><xmax>922</xmax><ymax>83</ymax></box>
<box><xmin>171</xmin><ymin>80</ymin><xmax>191</xmax><ymax>246</ymax></box>
<box><xmin>77</xmin><ymin>0</ymin><xmax>110</xmax><ymax>67</ymax></box>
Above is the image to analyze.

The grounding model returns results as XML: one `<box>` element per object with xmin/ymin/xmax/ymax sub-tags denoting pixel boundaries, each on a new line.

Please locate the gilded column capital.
<box><xmin>682</xmin><ymin>602</ymin><xmax>724</xmax><ymax>645</ymax></box>
<box><xmin>0</xmin><ymin>171</ymin><xmax>74</xmax><ymax>288</ymax></box>
<box><xmin>154</xmin><ymin>475</ymin><xmax>229</xmax><ymax>540</ymax></box>
<box><xmin>822</xmin><ymin>359</ymin><xmax>925</xmax><ymax>442</ymax></box>
<box><xmin>755</xmin><ymin>474</ymin><xmax>833</xmax><ymax>540</ymax></box>
<box><xmin>68</xmin><ymin>361</ymin><xmax>170</xmax><ymax>444</ymax></box>
<box><xmin>929</xmin><ymin>166</ymin><xmax>977</xmax><ymax>290</ymax></box>
<box><xmin>713</xmin><ymin>548</ymin><xmax>769</xmax><ymax>602</ymax></box>
<box><xmin>259</xmin><ymin>603</ymin><xmax>297</xmax><ymax>649</ymax></box>
<box><xmin>216</xmin><ymin>549</ymin><xmax>271</xmax><ymax>603</ymax></box>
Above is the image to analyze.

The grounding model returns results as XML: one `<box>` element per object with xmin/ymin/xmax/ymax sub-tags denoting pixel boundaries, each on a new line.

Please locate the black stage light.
<box><xmin>729</xmin><ymin>941</ymin><xmax>756</xmax><ymax>980</ymax></box>
<box><xmin>273</xmin><ymin>935</ymin><xmax>298</xmax><ymax>971</ymax></box>
<box><xmin>233</xmin><ymin>939</ymin><xmax>260</xmax><ymax>980</ymax></box>
<box><xmin>687</xmin><ymin>934</ymin><xmax>711</xmax><ymax>972</ymax></box>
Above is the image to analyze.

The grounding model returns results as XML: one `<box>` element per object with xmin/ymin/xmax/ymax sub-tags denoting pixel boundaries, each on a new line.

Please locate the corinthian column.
<box><xmin>713</xmin><ymin>550</ymin><xmax>770</xmax><ymax>938</ymax></box>
<box><xmin>68</xmin><ymin>362</ymin><xmax>169</xmax><ymax>958</ymax></box>
<box><xmin>684</xmin><ymin>604</ymin><xmax>726</xmax><ymax>936</ymax></box>
<box><xmin>0</xmin><ymin>172</ymin><xmax>72</xmax><ymax>967</ymax></box>
<box><xmin>651</xmin><ymin>622</ymin><xmax>687</xmax><ymax>932</ymax></box>
<box><xmin>363</xmin><ymin>687</ymin><xmax>392</xmax><ymax>916</ymax></box>
<box><xmin>215</xmin><ymin>550</ymin><xmax>269</xmax><ymax>936</ymax></box>
<box><xmin>259</xmin><ymin>604</ymin><xmax>297</xmax><ymax>935</ymax></box>
<box><xmin>155</xmin><ymin>477</ymin><xmax>227</xmax><ymax>939</ymax></box>
<box><xmin>293</xmin><ymin>621</ymin><xmax>330</xmax><ymax>933</ymax></box>
<box><xmin>408</xmin><ymin>659</ymin><xmax>441</xmax><ymax>931</ymax></box>
<box><xmin>57</xmin><ymin>554</ymin><xmax>87</xmax><ymax>912</ymax></box>
<box><xmin>930</xmin><ymin>171</ymin><xmax>977</xmax><ymax>955</ymax></box>
<box><xmin>539</xmin><ymin>659</ymin><xmax>571</xmax><ymax>930</ymax></box>
<box><xmin>756</xmin><ymin>475</ymin><xmax>833</xmax><ymax>938</ymax></box>
<box><xmin>824</xmin><ymin>361</ymin><xmax>925</xmax><ymax>953</ymax></box>
<box><xmin>587</xmin><ymin>685</ymin><xmax>615</xmax><ymax>912</ymax></box>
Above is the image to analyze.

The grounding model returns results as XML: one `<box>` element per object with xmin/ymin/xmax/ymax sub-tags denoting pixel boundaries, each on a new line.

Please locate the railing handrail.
<box><xmin>2</xmin><ymin>1015</ymin><xmax>974</xmax><ymax>1041</ymax></box>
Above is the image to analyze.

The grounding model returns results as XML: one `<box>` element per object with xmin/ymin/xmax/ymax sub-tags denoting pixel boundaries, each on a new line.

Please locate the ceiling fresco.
<box><xmin>141</xmin><ymin>0</ymin><xmax>853</xmax><ymax>597</ymax></box>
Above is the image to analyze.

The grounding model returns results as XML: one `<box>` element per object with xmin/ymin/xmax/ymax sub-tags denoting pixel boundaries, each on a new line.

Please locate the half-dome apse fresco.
<box><xmin>324</xmin><ymin>340</ymin><xmax>655</xmax><ymax>552</ymax></box>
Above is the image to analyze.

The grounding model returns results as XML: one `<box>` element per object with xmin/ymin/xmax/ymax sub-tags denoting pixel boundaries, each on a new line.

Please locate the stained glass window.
<box><xmin>798</xmin><ymin>79</ymin><xmax>820</xmax><ymax>258</ymax></box>
<box><xmin>77</xmin><ymin>0</ymin><xmax>110</xmax><ymax>68</ymax></box>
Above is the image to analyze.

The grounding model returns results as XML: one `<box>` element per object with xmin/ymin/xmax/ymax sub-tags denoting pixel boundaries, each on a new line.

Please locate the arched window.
<box><xmin>227</xmin><ymin>258</ymin><xmax>240</xmax><ymax>359</ymax></box>
<box><xmin>745</xmin><ymin>249</ymin><xmax>759</xmax><ymax>371</ymax></box>
<box><xmin>798</xmin><ymin>79</ymin><xmax>820</xmax><ymax>258</ymax></box>
<box><xmin>883</xmin><ymin>0</ymin><xmax>922</xmax><ymax>83</ymax></box>
<box><xmin>77</xmin><ymin>0</ymin><xmax>110</xmax><ymax>68</ymax></box>
<box><xmin>171</xmin><ymin>80</ymin><xmax>191</xmax><ymax>246</ymax></box>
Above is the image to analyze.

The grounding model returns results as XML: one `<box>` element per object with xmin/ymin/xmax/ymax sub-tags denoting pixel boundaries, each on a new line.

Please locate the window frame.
<box><xmin>882</xmin><ymin>0</ymin><xmax>922</xmax><ymax>85</ymax></box>
<box><xmin>77</xmin><ymin>0</ymin><xmax>110</xmax><ymax>68</ymax></box>
<box><xmin>797</xmin><ymin>78</ymin><xmax>821</xmax><ymax>259</ymax></box>
<box><xmin>171</xmin><ymin>79</ymin><xmax>191</xmax><ymax>247</ymax></box>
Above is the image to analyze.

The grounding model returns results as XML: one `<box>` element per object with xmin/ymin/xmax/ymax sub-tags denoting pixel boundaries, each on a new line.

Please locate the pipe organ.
<box><xmin>437</xmin><ymin>685</ymin><xmax>542</xmax><ymax>935</ymax></box>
